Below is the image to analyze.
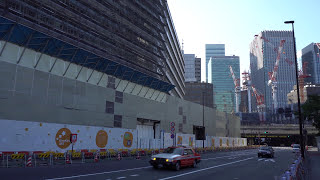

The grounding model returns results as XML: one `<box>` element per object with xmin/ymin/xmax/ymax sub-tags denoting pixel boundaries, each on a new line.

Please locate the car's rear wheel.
<box><xmin>153</xmin><ymin>165</ymin><xmax>158</xmax><ymax>169</ymax></box>
<box><xmin>192</xmin><ymin>160</ymin><xmax>197</xmax><ymax>168</ymax></box>
<box><xmin>175</xmin><ymin>161</ymin><xmax>180</xmax><ymax>171</ymax></box>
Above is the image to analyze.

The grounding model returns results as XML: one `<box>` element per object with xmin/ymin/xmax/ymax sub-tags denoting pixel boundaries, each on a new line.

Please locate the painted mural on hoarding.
<box><xmin>177</xmin><ymin>136</ymin><xmax>182</xmax><ymax>146</ymax></box>
<box><xmin>96</xmin><ymin>130</ymin><xmax>108</xmax><ymax>148</ymax></box>
<box><xmin>189</xmin><ymin>137</ymin><xmax>193</xmax><ymax>147</ymax></box>
<box><xmin>55</xmin><ymin>128</ymin><xmax>71</xmax><ymax>149</ymax></box>
<box><xmin>123</xmin><ymin>132</ymin><xmax>133</xmax><ymax>148</ymax></box>
<box><xmin>211</xmin><ymin>138</ymin><xmax>215</xmax><ymax>147</ymax></box>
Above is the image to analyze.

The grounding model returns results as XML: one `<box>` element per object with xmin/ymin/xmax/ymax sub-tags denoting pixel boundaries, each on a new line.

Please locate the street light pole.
<box><xmin>284</xmin><ymin>20</ymin><xmax>305</xmax><ymax>158</ymax></box>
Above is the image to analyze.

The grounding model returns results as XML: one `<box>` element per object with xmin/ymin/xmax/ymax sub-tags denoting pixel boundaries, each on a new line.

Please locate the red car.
<box><xmin>149</xmin><ymin>146</ymin><xmax>201</xmax><ymax>171</ymax></box>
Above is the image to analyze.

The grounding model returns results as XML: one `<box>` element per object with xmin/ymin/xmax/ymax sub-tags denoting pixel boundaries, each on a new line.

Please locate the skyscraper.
<box><xmin>301</xmin><ymin>43</ymin><xmax>320</xmax><ymax>84</ymax></box>
<box><xmin>183</xmin><ymin>53</ymin><xmax>201</xmax><ymax>82</ymax></box>
<box><xmin>205</xmin><ymin>44</ymin><xmax>225</xmax><ymax>83</ymax></box>
<box><xmin>195</xmin><ymin>57</ymin><xmax>201</xmax><ymax>82</ymax></box>
<box><xmin>250</xmin><ymin>31</ymin><xmax>297</xmax><ymax>115</ymax></box>
<box><xmin>209</xmin><ymin>56</ymin><xmax>240</xmax><ymax>113</ymax></box>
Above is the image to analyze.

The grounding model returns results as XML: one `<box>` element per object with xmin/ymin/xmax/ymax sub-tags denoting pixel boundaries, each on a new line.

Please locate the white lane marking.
<box><xmin>202</xmin><ymin>153</ymin><xmax>255</xmax><ymax>161</ymax></box>
<box><xmin>117</xmin><ymin>177</ymin><xmax>126</xmax><ymax>179</ymax></box>
<box><xmin>265</xmin><ymin>159</ymin><xmax>275</xmax><ymax>162</ymax></box>
<box><xmin>130</xmin><ymin>174</ymin><xmax>139</xmax><ymax>177</ymax></box>
<box><xmin>258</xmin><ymin>158</ymin><xmax>265</xmax><ymax>161</ymax></box>
<box><xmin>159</xmin><ymin>157</ymin><xmax>254</xmax><ymax>180</ymax></box>
<box><xmin>45</xmin><ymin>166</ymin><xmax>151</xmax><ymax>180</ymax></box>
<box><xmin>105</xmin><ymin>179</ymin><xmax>111</xmax><ymax>180</ymax></box>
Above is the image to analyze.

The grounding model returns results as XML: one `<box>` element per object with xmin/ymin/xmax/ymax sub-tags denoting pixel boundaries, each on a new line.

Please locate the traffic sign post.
<box><xmin>70</xmin><ymin>134</ymin><xmax>77</xmax><ymax>158</ymax></box>
<box><xmin>170</xmin><ymin>122</ymin><xmax>175</xmax><ymax>146</ymax></box>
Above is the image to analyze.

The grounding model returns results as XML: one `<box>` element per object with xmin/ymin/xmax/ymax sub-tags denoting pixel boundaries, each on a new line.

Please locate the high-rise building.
<box><xmin>195</xmin><ymin>57</ymin><xmax>201</xmax><ymax>82</ymax></box>
<box><xmin>183</xmin><ymin>53</ymin><xmax>201</xmax><ymax>82</ymax></box>
<box><xmin>209</xmin><ymin>56</ymin><xmax>240</xmax><ymax>113</ymax></box>
<box><xmin>205</xmin><ymin>44</ymin><xmax>225</xmax><ymax>82</ymax></box>
<box><xmin>183</xmin><ymin>54</ymin><xmax>197</xmax><ymax>82</ymax></box>
<box><xmin>301</xmin><ymin>43</ymin><xmax>320</xmax><ymax>84</ymax></box>
<box><xmin>184</xmin><ymin>82</ymin><xmax>214</xmax><ymax>108</ymax></box>
<box><xmin>250</xmin><ymin>31</ymin><xmax>297</xmax><ymax>115</ymax></box>
<box><xmin>0</xmin><ymin>0</ymin><xmax>185</xmax><ymax>98</ymax></box>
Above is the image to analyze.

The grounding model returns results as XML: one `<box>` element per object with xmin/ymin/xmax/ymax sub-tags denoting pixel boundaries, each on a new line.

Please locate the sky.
<box><xmin>167</xmin><ymin>0</ymin><xmax>320</xmax><ymax>82</ymax></box>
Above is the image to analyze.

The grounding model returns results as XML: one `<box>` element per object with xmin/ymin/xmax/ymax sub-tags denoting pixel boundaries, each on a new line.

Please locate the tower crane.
<box><xmin>267</xmin><ymin>39</ymin><xmax>286</xmax><ymax>112</ymax></box>
<box><xmin>252</xmin><ymin>85</ymin><xmax>266</xmax><ymax>122</ymax></box>
<box><xmin>229</xmin><ymin>66</ymin><xmax>241</xmax><ymax>113</ymax></box>
<box><xmin>298</xmin><ymin>62</ymin><xmax>311</xmax><ymax>103</ymax></box>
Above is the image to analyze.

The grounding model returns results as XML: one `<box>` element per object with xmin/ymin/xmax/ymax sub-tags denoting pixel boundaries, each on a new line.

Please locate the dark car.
<box><xmin>258</xmin><ymin>146</ymin><xmax>274</xmax><ymax>158</ymax></box>
<box><xmin>149</xmin><ymin>146</ymin><xmax>201</xmax><ymax>171</ymax></box>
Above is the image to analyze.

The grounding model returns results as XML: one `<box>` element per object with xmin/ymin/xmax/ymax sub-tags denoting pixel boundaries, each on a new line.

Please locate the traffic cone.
<box><xmin>94</xmin><ymin>153</ymin><xmax>99</xmax><ymax>163</ymax></box>
<box><xmin>65</xmin><ymin>153</ymin><xmax>71</xmax><ymax>164</ymax></box>
<box><xmin>26</xmin><ymin>156</ymin><xmax>32</xmax><ymax>167</ymax></box>
<box><xmin>136</xmin><ymin>152</ymin><xmax>140</xmax><ymax>160</ymax></box>
<box><xmin>117</xmin><ymin>152</ymin><xmax>121</xmax><ymax>160</ymax></box>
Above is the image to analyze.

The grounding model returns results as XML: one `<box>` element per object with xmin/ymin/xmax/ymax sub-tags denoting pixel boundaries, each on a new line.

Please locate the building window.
<box><xmin>107</xmin><ymin>76</ymin><xmax>115</xmax><ymax>89</ymax></box>
<box><xmin>179</xmin><ymin>123</ymin><xmax>183</xmax><ymax>132</ymax></box>
<box><xmin>115</xmin><ymin>91</ymin><xmax>123</xmax><ymax>103</ymax></box>
<box><xmin>114</xmin><ymin>115</ymin><xmax>122</xmax><ymax>128</ymax></box>
<box><xmin>105</xmin><ymin>101</ymin><xmax>114</xmax><ymax>114</ymax></box>
<box><xmin>179</xmin><ymin>107</ymin><xmax>183</xmax><ymax>115</ymax></box>
<box><xmin>183</xmin><ymin>116</ymin><xmax>186</xmax><ymax>124</ymax></box>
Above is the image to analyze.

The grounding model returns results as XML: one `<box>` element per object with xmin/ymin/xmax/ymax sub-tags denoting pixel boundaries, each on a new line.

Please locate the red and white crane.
<box><xmin>298</xmin><ymin>62</ymin><xmax>311</xmax><ymax>103</ymax></box>
<box><xmin>267</xmin><ymin>39</ymin><xmax>286</xmax><ymax>112</ymax></box>
<box><xmin>252</xmin><ymin>85</ymin><xmax>266</xmax><ymax>122</ymax></box>
<box><xmin>229</xmin><ymin>65</ymin><xmax>241</xmax><ymax>113</ymax></box>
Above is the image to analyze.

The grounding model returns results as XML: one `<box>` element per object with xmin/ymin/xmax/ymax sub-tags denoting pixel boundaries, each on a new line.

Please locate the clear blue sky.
<box><xmin>167</xmin><ymin>0</ymin><xmax>320</xmax><ymax>82</ymax></box>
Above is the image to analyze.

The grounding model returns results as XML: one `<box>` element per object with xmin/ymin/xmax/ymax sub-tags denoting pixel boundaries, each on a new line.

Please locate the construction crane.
<box><xmin>252</xmin><ymin>85</ymin><xmax>266</xmax><ymax>122</ymax></box>
<box><xmin>298</xmin><ymin>62</ymin><xmax>311</xmax><ymax>103</ymax></box>
<box><xmin>229</xmin><ymin>66</ymin><xmax>241</xmax><ymax>113</ymax></box>
<box><xmin>242</xmin><ymin>70</ymin><xmax>252</xmax><ymax>113</ymax></box>
<box><xmin>267</xmin><ymin>39</ymin><xmax>286</xmax><ymax>112</ymax></box>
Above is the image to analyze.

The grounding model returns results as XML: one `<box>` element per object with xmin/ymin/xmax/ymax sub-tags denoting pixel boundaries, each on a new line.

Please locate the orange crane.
<box><xmin>229</xmin><ymin>66</ymin><xmax>241</xmax><ymax>113</ymax></box>
<box><xmin>267</xmin><ymin>39</ymin><xmax>286</xmax><ymax>112</ymax></box>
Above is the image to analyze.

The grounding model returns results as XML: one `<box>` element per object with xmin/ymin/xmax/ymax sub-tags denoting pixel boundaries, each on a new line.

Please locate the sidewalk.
<box><xmin>306</xmin><ymin>147</ymin><xmax>320</xmax><ymax>180</ymax></box>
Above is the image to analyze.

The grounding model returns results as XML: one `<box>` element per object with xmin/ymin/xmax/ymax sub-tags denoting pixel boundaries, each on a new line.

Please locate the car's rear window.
<box><xmin>293</xmin><ymin>144</ymin><xmax>300</xmax><ymax>148</ymax></box>
<box><xmin>163</xmin><ymin>147</ymin><xmax>183</xmax><ymax>155</ymax></box>
<box><xmin>260</xmin><ymin>147</ymin><xmax>270</xmax><ymax>150</ymax></box>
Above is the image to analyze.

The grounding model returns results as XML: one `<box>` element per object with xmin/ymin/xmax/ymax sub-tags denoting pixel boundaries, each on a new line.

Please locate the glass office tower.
<box><xmin>210</xmin><ymin>56</ymin><xmax>240</xmax><ymax>113</ymax></box>
<box><xmin>205</xmin><ymin>44</ymin><xmax>225</xmax><ymax>83</ymax></box>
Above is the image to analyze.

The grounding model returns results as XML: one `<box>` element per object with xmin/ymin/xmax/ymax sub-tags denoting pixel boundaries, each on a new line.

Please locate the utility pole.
<box><xmin>202</xmin><ymin>91</ymin><xmax>205</xmax><ymax>148</ymax></box>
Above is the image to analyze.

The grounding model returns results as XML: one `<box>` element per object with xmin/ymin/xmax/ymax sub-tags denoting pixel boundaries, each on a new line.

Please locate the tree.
<box><xmin>300</xmin><ymin>95</ymin><xmax>320</xmax><ymax>135</ymax></box>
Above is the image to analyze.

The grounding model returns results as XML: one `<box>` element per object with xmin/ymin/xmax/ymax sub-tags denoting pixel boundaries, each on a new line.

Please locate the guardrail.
<box><xmin>276</xmin><ymin>152</ymin><xmax>306</xmax><ymax>180</ymax></box>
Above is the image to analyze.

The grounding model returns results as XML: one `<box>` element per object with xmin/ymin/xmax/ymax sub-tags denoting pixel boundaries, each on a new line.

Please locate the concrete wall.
<box><xmin>0</xmin><ymin>41</ymin><xmax>240</xmax><ymax>139</ymax></box>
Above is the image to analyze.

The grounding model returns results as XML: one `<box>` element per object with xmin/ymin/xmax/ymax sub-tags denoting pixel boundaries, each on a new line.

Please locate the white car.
<box><xmin>292</xmin><ymin>144</ymin><xmax>300</xmax><ymax>153</ymax></box>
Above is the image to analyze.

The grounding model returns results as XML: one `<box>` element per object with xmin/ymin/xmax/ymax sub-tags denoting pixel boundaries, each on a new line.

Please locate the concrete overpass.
<box><xmin>240</xmin><ymin>124</ymin><xmax>318</xmax><ymax>146</ymax></box>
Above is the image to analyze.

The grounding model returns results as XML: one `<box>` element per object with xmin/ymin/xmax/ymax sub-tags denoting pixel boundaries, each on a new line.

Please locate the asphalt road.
<box><xmin>0</xmin><ymin>148</ymin><xmax>297</xmax><ymax>180</ymax></box>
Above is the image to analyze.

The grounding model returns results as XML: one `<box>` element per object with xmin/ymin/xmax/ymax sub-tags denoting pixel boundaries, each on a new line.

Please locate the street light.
<box><xmin>284</xmin><ymin>20</ymin><xmax>305</xmax><ymax>158</ymax></box>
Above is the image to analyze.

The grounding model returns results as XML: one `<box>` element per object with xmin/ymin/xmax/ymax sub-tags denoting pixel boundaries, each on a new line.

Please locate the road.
<box><xmin>0</xmin><ymin>148</ymin><xmax>297</xmax><ymax>180</ymax></box>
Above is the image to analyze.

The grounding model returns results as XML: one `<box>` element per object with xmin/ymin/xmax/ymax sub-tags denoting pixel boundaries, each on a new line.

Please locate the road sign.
<box><xmin>171</xmin><ymin>134</ymin><xmax>175</xmax><ymax>139</ymax></box>
<box><xmin>70</xmin><ymin>134</ymin><xmax>77</xmax><ymax>143</ymax></box>
<box><xmin>171</xmin><ymin>127</ymin><xmax>175</xmax><ymax>132</ymax></box>
<box><xmin>170</xmin><ymin>122</ymin><xmax>175</xmax><ymax>127</ymax></box>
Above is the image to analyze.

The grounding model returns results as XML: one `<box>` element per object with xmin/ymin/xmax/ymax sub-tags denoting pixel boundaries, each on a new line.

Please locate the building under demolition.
<box><xmin>0</xmin><ymin>0</ymin><xmax>243</xmax><ymax>152</ymax></box>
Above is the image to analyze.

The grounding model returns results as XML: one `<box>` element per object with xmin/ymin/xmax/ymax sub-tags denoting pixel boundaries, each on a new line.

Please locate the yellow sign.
<box><xmin>55</xmin><ymin>128</ymin><xmax>71</xmax><ymax>149</ymax></box>
<box><xmin>96</xmin><ymin>130</ymin><xmax>108</xmax><ymax>148</ymax></box>
<box><xmin>220</xmin><ymin>138</ymin><xmax>222</xmax><ymax>147</ymax></box>
<box><xmin>226</xmin><ymin>139</ymin><xmax>229</xmax><ymax>147</ymax></box>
